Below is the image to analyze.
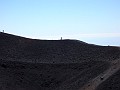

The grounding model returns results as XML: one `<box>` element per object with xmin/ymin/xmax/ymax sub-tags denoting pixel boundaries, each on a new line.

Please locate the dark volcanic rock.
<box><xmin>0</xmin><ymin>32</ymin><xmax>120</xmax><ymax>90</ymax></box>
<box><xmin>0</xmin><ymin>60</ymin><xmax>110</xmax><ymax>90</ymax></box>
<box><xmin>96</xmin><ymin>69</ymin><xmax>120</xmax><ymax>90</ymax></box>
<box><xmin>0</xmin><ymin>32</ymin><xmax>120</xmax><ymax>63</ymax></box>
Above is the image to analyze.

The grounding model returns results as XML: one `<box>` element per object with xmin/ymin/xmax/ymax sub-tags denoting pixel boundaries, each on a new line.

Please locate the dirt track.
<box><xmin>79</xmin><ymin>57</ymin><xmax>120</xmax><ymax>90</ymax></box>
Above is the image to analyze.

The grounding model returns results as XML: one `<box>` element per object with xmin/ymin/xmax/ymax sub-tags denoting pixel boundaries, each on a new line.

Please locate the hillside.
<box><xmin>0</xmin><ymin>32</ymin><xmax>120</xmax><ymax>90</ymax></box>
<box><xmin>0</xmin><ymin>32</ymin><xmax>119</xmax><ymax>63</ymax></box>
<box><xmin>96</xmin><ymin>69</ymin><xmax>120</xmax><ymax>90</ymax></box>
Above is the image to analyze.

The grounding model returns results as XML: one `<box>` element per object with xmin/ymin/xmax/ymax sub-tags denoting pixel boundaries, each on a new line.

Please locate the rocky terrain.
<box><xmin>96</xmin><ymin>69</ymin><xmax>120</xmax><ymax>90</ymax></box>
<box><xmin>0</xmin><ymin>32</ymin><xmax>120</xmax><ymax>90</ymax></box>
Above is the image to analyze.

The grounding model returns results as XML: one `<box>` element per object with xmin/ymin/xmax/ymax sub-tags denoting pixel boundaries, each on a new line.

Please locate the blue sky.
<box><xmin>0</xmin><ymin>0</ymin><xmax>120</xmax><ymax>46</ymax></box>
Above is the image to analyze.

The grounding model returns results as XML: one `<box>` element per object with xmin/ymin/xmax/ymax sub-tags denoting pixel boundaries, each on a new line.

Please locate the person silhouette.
<box><xmin>61</xmin><ymin>37</ymin><xmax>62</xmax><ymax>40</ymax></box>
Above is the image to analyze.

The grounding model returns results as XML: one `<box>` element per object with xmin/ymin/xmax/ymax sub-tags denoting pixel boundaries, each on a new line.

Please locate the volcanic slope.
<box><xmin>0</xmin><ymin>32</ymin><xmax>120</xmax><ymax>90</ymax></box>
<box><xmin>96</xmin><ymin>69</ymin><xmax>120</xmax><ymax>90</ymax></box>
<box><xmin>0</xmin><ymin>32</ymin><xmax>119</xmax><ymax>63</ymax></box>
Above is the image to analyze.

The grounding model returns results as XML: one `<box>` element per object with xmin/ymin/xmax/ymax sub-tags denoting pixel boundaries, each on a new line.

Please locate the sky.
<box><xmin>0</xmin><ymin>0</ymin><xmax>120</xmax><ymax>46</ymax></box>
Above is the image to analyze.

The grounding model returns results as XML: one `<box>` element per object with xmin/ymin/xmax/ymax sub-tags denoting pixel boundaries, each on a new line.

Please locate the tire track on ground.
<box><xmin>79</xmin><ymin>58</ymin><xmax>120</xmax><ymax>90</ymax></box>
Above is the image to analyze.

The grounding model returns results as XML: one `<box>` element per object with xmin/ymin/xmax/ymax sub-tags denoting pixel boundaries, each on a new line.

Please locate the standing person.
<box><xmin>61</xmin><ymin>37</ymin><xmax>62</xmax><ymax>40</ymax></box>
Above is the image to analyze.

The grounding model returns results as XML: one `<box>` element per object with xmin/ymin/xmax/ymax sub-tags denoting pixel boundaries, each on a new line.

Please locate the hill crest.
<box><xmin>0</xmin><ymin>32</ymin><xmax>120</xmax><ymax>63</ymax></box>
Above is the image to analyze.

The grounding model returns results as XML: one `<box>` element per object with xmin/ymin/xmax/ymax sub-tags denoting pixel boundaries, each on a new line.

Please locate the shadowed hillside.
<box><xmin>0</xmin><ymin>32</ymin><xmax>119</xmax><ymax>63</ymax></box>
<box><xmin>0</xmin><ymin>32</ymin><xmax>120</xmax><ymax>90</ymax></box>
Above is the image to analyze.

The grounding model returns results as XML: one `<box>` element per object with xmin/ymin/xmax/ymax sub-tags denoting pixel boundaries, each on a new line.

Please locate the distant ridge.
<box><xmin>0</xmin><ymin>32</ymin><xmax>120</xmax><ymax>63</ymax></box>
<box><xmin>0</xmin><ymin>32</ymin><xmax>88</xmax><ymax>43</ymax></box>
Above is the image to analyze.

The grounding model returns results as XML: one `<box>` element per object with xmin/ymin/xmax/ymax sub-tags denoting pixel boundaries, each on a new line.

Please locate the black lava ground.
<box><xmin>96</xmin><ymin>69</ymin><xmax>120</xmax><ymax>90</ymax></box>
<box><xmin>0</xmin><ymin>32</ymin><xmax>120</xmax><ymax>90</ymax></box>
<box><xmin>0</xmin><ymin>60</ymin><xmax>109</xmax><ymax>90</ymax></box>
